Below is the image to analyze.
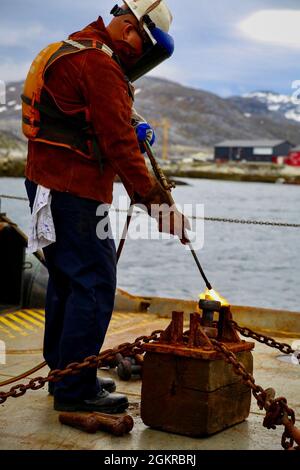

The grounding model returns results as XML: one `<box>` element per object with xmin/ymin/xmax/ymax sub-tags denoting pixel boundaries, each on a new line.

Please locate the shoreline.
<box><xmin>163</xmin><ymin>162</ymin><xmax>300</xmax><ymax>185</ymax></box>
<box><xmin>1</xmin><ymin>157</ymin><xmax>300</xmax><ymax>185</ymax></box>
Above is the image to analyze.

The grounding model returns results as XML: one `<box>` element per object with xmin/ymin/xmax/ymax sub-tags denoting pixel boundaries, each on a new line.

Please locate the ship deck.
<box><xmin>0</xmin><ymin>293</ymin><xmax>299</xmax><ymax>451</ymax></box>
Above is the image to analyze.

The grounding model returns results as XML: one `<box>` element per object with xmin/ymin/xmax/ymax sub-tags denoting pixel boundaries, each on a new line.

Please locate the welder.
<box><xmin>22</xmin><ymin>0</ymin><xmax>190</xmax><ymax>413</ymax></box>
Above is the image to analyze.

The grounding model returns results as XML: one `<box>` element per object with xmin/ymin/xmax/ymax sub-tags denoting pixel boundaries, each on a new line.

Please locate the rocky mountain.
<box><xmin>229</xmin><ymin>91</ymin><xmax>300</xmax><ymax>124</ymax></box>
<box><xmin>134</xmin><ymin>79</ymin><xmax>300</xmax><ymax>149</ymax></box>
<box><xmin>1</xmin><ymin>78</ymin><xmax>300</xmax><ymax>157</ymax></box>
<box><xmin>0</xmin><ymin>129</ymin><xmax>26</xmax><ymax>153</ymax></box>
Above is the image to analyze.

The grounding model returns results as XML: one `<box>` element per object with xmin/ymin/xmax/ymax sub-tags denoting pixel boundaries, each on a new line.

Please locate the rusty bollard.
<box><xmin>59</xmin><ymin>412</ymin><xmax>134</xmax><ymax>436</ymax></box>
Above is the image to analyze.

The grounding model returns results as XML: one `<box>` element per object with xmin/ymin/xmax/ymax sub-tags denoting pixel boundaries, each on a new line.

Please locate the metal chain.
<box><xmin>0</xmin><ymin>317</ymin><xmax>298</xmax><ymax>450</ymax></box>
<box><xmin>210</xmin><ymin>339</ymin><xmax>267</xmax><ymax>406</ymax></box>
<box><xmin>116</xmin><ymin>209</ymin><xmax>300</xmax><ymax>228</ymax></box>
<box><xmin>1</xmin><ymin>194</ymin><xmax>300</xmax><ymax>228</ymax></box>
<box><xmin>0</xmin><ymin>330</ymin><xmax>163</xmax><ymax>405</ymax></box>
<box><xmin>194</xmin><ymin>216</ymin><xmax>300</xmax><ymax>228</ymax></box>
<box><xmin>211</xmin><ymin>338</ymin><xmax>297</xmax><ymax>450</ymax></box>
<box><xmin>0</xmin><ymin>195</ymin><xmax>28</xmax><ymax>202</ymax></box>
<box><xmin>231</xmin><ymin>320</ymin><xmax>300</xmax><ymax>360</ymax></box>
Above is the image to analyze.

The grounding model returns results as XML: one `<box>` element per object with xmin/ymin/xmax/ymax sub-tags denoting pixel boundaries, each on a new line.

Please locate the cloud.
<box><xmin>0</xmin><ymin>60</ymin><xmax>31</xmax><ymax>82</ymax></box>
<box><xmin>0</xmin><ymin>23</ymin><xmax>64</xmax><ymax>48</ymax></box>
<box><xmin>239</xmin><ymin>9</ymin><xmax>300</xmax><ymax>48</ymax></box>
<box><xmin>0</xmin><ymin>0</ymin><xmax>300</xmax><ymax>95</ymax></box>
<box><xmin>0</xmin><ymin>24</ymin><xmax>44</xmax><ymax>47</ymax></box>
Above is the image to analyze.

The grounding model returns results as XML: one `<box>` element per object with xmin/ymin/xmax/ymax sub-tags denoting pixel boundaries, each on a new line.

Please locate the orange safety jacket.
<box><xmin>22</xmin><ymin>38</ymin><xmax>132</xmax><ymax>170</ymax></box>
<box><xmin>24</xmin><ymin>17</ymin><xmax>153</xmax><ymax>203</ymax></box>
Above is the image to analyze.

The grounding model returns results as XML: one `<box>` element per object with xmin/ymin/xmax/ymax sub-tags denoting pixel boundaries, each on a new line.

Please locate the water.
<box><xmin>1</xmin><ymin>177</ymin><xmax>300</xmax><ymax>312</ymax></box>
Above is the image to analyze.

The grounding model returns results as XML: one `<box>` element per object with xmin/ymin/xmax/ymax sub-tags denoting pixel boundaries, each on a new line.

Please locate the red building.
<box><xmin>285</xmin><ymin>146</ymin><xmax>300</xmax><ymax>166</ymax></box>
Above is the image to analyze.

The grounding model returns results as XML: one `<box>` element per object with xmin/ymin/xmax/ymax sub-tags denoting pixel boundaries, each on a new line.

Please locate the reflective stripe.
<box><xmin>64</xmin><ymin>39</ymin><xmax>86</xmax><ymax>50</ymax></box>
<box><xmin>102</xmin><ymin>44</ymin><xmax>114</xmax><ymax>57</ymax></box>
<box><xmin>64</xmin><ymin>39</ymin><xmax>113</xmax><ymax>58</ymax></box>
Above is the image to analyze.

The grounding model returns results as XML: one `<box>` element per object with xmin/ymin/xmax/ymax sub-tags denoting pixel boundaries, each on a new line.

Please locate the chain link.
<box><xmin>194</xmin><ymin>216</ymin><xmax>300</xmax><ymax>228</ymax></box>
<box><xmin>1</xmin><ymin>194</ymin><xmax>300</xmax><ymax>228</ymax></box>
<box><xmin>230</xmin><ymin>320</ymin><xmax>299</xmax><ymax>448</ymax></box>
<box><xmin>0</xmin><ymin>330</ymin><xmax>163</xmax><ymax>405</ymax></box>
<box><xmin>231</xmin><ymin>321</ymin><xmax>300</xmax><ymax>360</ymax></box>
<box><xmin>210</xmin><ymin>339</ymin><xmax>265</xmax><ymax>397</ymax></box>
<box><xmin>115</xmin><ymin>208</ymin><xmax>300</xmax><ymax>228</ymax></box>
<box><xmin>0</xmin><ymin>195</ymin><xmax>28</xmax><ymax>202</ymax></box>
<box><xmin>211</xmin><ymin>338</ymin><xmax>297</xmax><ymax>450</ymax></box>
<box><xmin>1</xmin><ymin>314</ymin><xmax>299</xmax><ymax>450</ymax></box>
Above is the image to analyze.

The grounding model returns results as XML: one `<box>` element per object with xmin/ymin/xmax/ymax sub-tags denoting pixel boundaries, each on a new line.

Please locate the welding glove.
<box><xmin>132</xmin><ymin>107</ymin><xmax>156</xmax><ymax>153</ymax></box>
<box><xmin>135</xmin><ymin>181</ymin><xmax>191</xmax><ymax>245</ymax></box>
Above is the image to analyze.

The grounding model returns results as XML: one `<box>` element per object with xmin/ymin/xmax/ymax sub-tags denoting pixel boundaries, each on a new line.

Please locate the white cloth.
<box><xmin>27</xmin><ymin>185</ymin><xmax>56</xmax><ymax>254</ymax></box>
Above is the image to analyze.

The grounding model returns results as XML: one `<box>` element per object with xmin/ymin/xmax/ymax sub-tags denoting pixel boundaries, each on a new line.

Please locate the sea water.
<box><xmin>1</xmin><ymin>177</ymin><xmax>299</xmax><ymax>312</ymax></box>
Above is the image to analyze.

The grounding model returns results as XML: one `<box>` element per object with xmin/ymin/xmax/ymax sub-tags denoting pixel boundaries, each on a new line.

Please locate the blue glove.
<box><xmin>135</xmin><ymin>122</ymin><xmax>156</xmax><ymax>153</ymax></box>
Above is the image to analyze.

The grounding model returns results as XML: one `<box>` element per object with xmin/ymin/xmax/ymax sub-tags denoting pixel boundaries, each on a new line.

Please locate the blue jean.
<box><xmin>25</xmin><ymin>180</ymin><xmax>117</xmax><ymax>401</ymax></box>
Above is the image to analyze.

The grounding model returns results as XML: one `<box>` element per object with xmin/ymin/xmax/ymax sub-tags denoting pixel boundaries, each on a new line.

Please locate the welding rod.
<box><xmin>116</xmin><ymin>202</ymin><xmax>212</xmax><ymax>290</ymax></box>
<box><xmin>143</xmin><ymin>141</ymin><xmax>213</xmax><ymax>292</ymax></box>
<box><xmin>187</xmin><ymin>242</ymin><xmax>212</xmax><ymax>291</ymax></box>
<box><xmin>116</xmin><ymin>202</ymin><xmax>135</xmax><ymax>263</ymax></box>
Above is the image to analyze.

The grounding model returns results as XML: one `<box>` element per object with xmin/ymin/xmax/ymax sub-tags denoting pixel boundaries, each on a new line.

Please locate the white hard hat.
<box><xmin>124</xmin><ymin>0</ymin><xmax>173</xmax><ymax>44</ymax></box>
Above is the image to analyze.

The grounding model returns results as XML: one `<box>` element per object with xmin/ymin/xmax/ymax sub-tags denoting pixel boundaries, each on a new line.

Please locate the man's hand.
<box><xmin>134</xmin><ymin>181</ymin><xmax>191</xmax><ymax>245</ymax></box>
<box><xmin>156</xmin><ymin>205</ymin><xmax>191</xmax><ymax>245</ymax></box>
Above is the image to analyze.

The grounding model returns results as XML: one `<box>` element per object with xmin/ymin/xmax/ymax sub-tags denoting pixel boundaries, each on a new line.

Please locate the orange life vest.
<box><xmin>21</xmin><ymin>39</ymin><xmax>120</xmax><ymax>166</ymax></box>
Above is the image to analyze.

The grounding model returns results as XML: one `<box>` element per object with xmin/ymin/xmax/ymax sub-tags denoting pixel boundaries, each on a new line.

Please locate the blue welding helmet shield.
<box><xmin>110</xmin><ymin>4</ymin><xmax>175</xmax><ymax>82</ymax></box>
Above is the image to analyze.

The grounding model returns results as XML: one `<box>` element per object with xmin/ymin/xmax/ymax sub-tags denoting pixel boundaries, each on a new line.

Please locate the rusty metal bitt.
<box><xmin>141</xmin><ymin>305</ymin><xmax>255</xmax><ymax>437</ymax></box>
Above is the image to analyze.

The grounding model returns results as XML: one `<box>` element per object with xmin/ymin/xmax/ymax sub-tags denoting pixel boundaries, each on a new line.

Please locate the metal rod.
<box><xmin>116</xmin><ymin>202</ymin><xmax>134</xmax><ymax>263</ymax></box>
<box><xmin>188</xmin><ymin>243</ymin><xmax>212</xmax><ymax>291</ymax></box>
<box><xmin>144</xmin><ymin>141</ymin><xmax>213</xmax><ymax>291</ymax></box>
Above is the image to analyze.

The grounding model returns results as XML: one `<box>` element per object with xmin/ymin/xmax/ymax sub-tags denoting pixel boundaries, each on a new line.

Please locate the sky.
<box><xmin>1</xmin><ymin>0</ymin><xmax>300</xmax><ymax>97</ymax></box>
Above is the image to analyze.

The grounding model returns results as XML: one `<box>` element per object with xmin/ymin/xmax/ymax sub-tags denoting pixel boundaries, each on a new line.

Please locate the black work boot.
<box><xmin>48</xmin><ymin>376</ymin><xmax>116</xmax><ymax>395</ymax></box>
<box><xmin>54</xmin><ymin>390</ymin><xmax>129</xmax><ymax>414</ymax></box>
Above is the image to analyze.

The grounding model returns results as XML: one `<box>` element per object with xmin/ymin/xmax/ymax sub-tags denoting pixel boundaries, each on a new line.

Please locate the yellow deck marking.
<box><xmin>0</xmin><ymin>317</ymin><xmax>27</xmax><ymax>336</ymax></box>
<box><xmin>0</xmin><ymin>324</ymin><xmax>15</xmax><ymax>339</ymax></box>
<box><xmin>16</xmin><ymin>312</ymin><xmax>44</xmax><ymax>328</ymax></box>
<box><xmin>6</xmin><ymin>314</ymin><xmax>37</xmax><ymax>332</ymax></box>
<box><xmin>26</xmin><ymin>310</ymin><xmax>45</xmax><ymax>323</ymax></box>
<box><xmin>113</xmin><ymin>313</ymin><xmax>134</xmax><ymax>320</ymax></box>
<box><xmin>32</xmin><ymin>309</ymin><xmax>45</xmax><ymax>317</ymax></box>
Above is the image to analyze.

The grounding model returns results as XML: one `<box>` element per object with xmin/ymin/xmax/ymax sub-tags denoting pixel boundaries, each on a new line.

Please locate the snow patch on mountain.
<box><xmin>285</xmin><ymin>109</ymin><xmax>300</xmax><ymax>123</ymax></box>
<box><xmin>243</xmin><ymin>91</ymin><xmax>300</xmax><ymax>123</ymax></box>
<box><xmin>244</xmin><ymin>91</ymin><xmax>294</xmax><ymax>105</ymax></box>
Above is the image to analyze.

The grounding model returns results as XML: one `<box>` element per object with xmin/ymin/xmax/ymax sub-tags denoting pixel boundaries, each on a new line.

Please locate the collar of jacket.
<box><xmin>69</xmin><ymin>17</ymin><xmax>141</xmax><ymax>78</ymax></box>
<box><xmin>68</xmin><ymin>17</ymin><xmax>135</xmax><ymax>100</ymax></box>
<box><xmin>69</xmin><ymin>17</ymin><xmax>115</xmax><ymax>49</ymax></box>
<box><xmin>68</xmin><ymin>17</ymin><xmax>131</xmax><ymax>65</ymax></box>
